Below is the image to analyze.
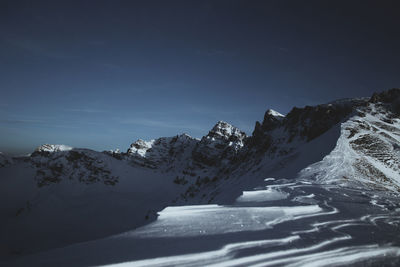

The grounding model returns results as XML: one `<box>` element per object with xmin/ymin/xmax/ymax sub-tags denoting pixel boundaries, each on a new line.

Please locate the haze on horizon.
<box><xmin>1</xmin><ymin>0</ymin><xmax>400</xmax><ymax>155</ymax></box>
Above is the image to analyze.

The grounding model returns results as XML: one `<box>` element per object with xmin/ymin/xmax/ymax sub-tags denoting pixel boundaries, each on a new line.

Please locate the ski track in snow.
<box><xmin>4</xmin><ymin>180</ymin><xmax>400</xmax><ymax>267</ymax></box>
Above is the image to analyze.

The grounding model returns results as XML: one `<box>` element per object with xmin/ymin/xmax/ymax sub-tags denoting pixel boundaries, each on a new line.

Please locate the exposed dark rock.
<box><xmin>370</xmin><ymin>88</ymin><xmax>400</xmax><ymax>116</ymax></box>
<box><xmin>285</xmin><ymin>103</ymin><xmax>353</xmax><ymax>142</ymax></box>
<box><xmin>31</xmin><ymin>149</ymin><xmax>119</xmax><ymax>187</ymax></box>
<box><xmin>192</xmin><ymin>121</ymin><xmax>246</xmax><ymax>166</ymax></box>
<box><xmin>370</xmin><ymin>88</ymin><xmax>400</xmax><ymax>104</ymax></box>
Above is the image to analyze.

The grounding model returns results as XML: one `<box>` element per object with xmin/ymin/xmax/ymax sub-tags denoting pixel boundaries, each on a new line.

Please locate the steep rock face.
<box><xmin>299</xmin><ymin>101</ymin><xmax>400</xmax><ymax>192</ymax></box>
<box><xmin>261</xmin><ymin>109</ymin><xmax>285</xmax><ymax>131</ymax></box>
<box><xmin>284</xmin><ymin>102</ymin><xmax>355</xmax><ymax>142</ymax></box>
<box><xmin>251</xmin><ymin>109</ymin><xmax>285</xmax><ymax>151</ymax></box>
<box><xmin>5</xmin><ymin>89</ymin><xmax>400</xmax><ymax>202</ymax></box>
<box><xmin>125</xmin><ymin>121</ymin><xmax>247</xmax><ymax>169</ymax></box>
<box><xmin>127</xmin><ymin>139</ymin><xmax>154</xmax><ymax>157</ymax></box>
<box><xmin>127</xmin><ymin>134</ymin><xmax>199</xmax><ymax>168</ymax></box>
<box><xmin>248</xmin><ymin>99</ymin><xmax>363</xmax><ymax>156</ymax></box>
<box><xmin>126</xmin><ymin>139</ymin><xmax>155</xmax><ymax>167</ymax></box>
<box><xmin>1</xmin><ymin>89</ymin><xmax>400</xmax><ymax>262</ymax></box>
<box><xmin>193</xmin><ymin>89</ymin><xmax>400</xmax><ymax>203</ymax></box>
<box><xmin>370</xmin><ymin>88</ymin><xmax>400</xmax><ymax>118</ymax></box>
<box><xmin>192</xmin><ymin>121</ymin><xmax>247</xmax><ymax>166</ymax></box>
<box><xmin>370</xmin><ymin>88</ymin><xmax>400</xmax><ymax>102</ymax></box>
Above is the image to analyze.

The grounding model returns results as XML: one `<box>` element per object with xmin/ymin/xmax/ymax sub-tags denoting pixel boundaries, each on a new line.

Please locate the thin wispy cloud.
<box><xmin>0</xmin><ymin>115</ymin><xmax>79</xmax><ymax>129</ymax></box>
<box><xmin>119</xmin><ymin>118</ymin><xmax>206</xmax><ymax>132</ymax></box>
<box><xmin>0</xmin><ymin>119</ymin><xmax>45</xmax><ymax>124</ymax></box>
<box><xmin>0</xmin><ymin>119</ymin><xmax>80</xmax><ymax>130</ymax></box>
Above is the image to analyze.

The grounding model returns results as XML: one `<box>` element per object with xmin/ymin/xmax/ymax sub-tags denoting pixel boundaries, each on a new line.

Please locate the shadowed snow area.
<box><xmin>2</xmin><ymin>91</ymin><xmax>400</xmax><ymax>266</ymax></box>
<box><xmin>4</xmin><ymin>179</ymin><xmax>400</xmax><ymax>267</ymax></box>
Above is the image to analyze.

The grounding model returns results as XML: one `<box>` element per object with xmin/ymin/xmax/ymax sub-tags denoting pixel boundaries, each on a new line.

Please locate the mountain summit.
<box><xmin>1</xmin><ymin>88</ymin><xmax>400</xmax><ymax>265</ymax></box>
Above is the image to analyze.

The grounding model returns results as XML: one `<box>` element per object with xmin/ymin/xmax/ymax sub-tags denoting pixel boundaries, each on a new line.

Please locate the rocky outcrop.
<box><xmin>30</xmin><ymin>148</ymin><xmax>118</xmax><ymax>187</ymax></box>
<box><xmin>192</xmin><ymin>121</ymin><xmax>247</xmax><ymax>166</ymax></box>
<box><xmin>249</xmin><ymin>99</ymin><xmax>360</xmax><ymax>154</ymax></box>
<box><xmin>370</xmin><ymin>88</ymin><xmax>400</xmax><ymax>115</ymax></box>
<box><xmin>14</xmin><ymin>88</ymin><xmax>400</xmax><ymax>196</ymax></box>
<box><xmin>370</xmin><ymin>88</ymin><xmax>400</xmax><ymax>104</ymax></box>
<box><xmin>250</xmin><ymin>109</ymin><xmax>285</xmax><ymax>151</ymax></box>
<box><xmin>31</xmin><ymin>144</ymin><xmax>73</xmax><ymax>157</ymax></box>
<box><xmin>284</xmin><ymin>102</ymin><xmax>354</xmax><ymax>142</ymax></box>
<box><xmin>298</xmin><ymin>98</ymin><xmax>400</xmax><ymax>193</ymax></box>
<box><xmin>127</xmin><ymin>139</ymin><xmax>154</xmax><ymax>157</ymax></box>
<box><xmin>127</xmin><ymin>134</ymin><xmax>199</xmax><ymax>168</ymax></box>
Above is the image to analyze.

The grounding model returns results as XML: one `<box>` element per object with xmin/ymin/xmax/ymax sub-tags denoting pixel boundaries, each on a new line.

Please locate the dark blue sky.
<box><xmin>1</xmin><ymin>0</ymin><xmax>400</xmax><ymax>154</ymax></box>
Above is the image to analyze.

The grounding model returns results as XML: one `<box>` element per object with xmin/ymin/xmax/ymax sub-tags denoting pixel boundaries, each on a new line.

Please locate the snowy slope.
<box><xmin>0</xmin><ymin>148</ymin><xmax>187</xmax><ymax>259</ymax></box>
<box><xmin>192</xmin><ymin>90</ymin><xmax>400</xmax><ymax>204</ymax></box>
<box><xmin>300</xmin><ymin>103</ymin><xmax>400</xmax><ymax>192</ymax></box>
<box><xmin>1</xmin><ymin>88</ymin><xmax>400</xmax><ymax>266</ymax></box>
<box><xmin>4</xmin><ymin>179</ymin><xmax>400</xmax><ymax>267</ymax></box>
<box><xmin>0</xmin><ymin>121</ymin><xmax>247</xmax><ymax>260</ymax></box>
<box><xmin>126</xmin><ymin>134</ymin><xmax>199</xmax><ymax>168</ymax></box>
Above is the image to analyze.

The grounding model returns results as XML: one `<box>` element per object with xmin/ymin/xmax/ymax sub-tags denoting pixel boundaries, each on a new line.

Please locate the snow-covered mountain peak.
<box><xmin>127</xmin><ymin>139</ymin><xmax>154</xmax><ymax>157</ymax></box>
<box><xmin>34</xmin><ymin>144</ymin><xmax>73</xmax><ymax>154</ymax></box>
<box><xmin>207</xmin><ymin>121</ymin><xmax>247</xmax><ymax>141</ymax></box>
<box><xmin>191</xmin><ymin>122</ymin><xmax>247</xmax><ymax>166</ymax></box>
<box><xmin>266</xmin><ymin>109</ymin><xmax>285</xmax><ymax>117</ymax></box>
<box><xmin>125</xmin><ymin>134</ymin><xmax>199</xmax><ymax>168</ymax></box>
<box><xmin>255</xmin><ymin>109</ymin><xmax>286</xmax><ymax>134</ymax></box>
<box><xmin>2</xmin><ymin>88</ymin><xmax>400</xmax><ymax>265</ymax></box>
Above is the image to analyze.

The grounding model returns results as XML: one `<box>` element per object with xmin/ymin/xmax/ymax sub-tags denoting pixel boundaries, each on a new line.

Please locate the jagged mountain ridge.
<box><xmin>193</xmin><ymin>89</ymin><xmax>400</xmax><ymax>203</ymax></box>
<box><xmin>126</xmin><ymin>133</ymin><xmax>199</xmax><ymax>169</ymax></box>
<box><xmin>2</xmin><ymin>89</ymin><xmax>400</xmax><ymax>197</ymax></box>
<box><xmin>3</xmin><ymin>89</ymin><xmax>400</xmax><ymax>196</ymax></box>
<box><xmin>1</xmin><ymin>88</ymin><xmax>400</xmax><ymax>261</ymax></box>
<box><xmin>125</xmin><ymin>121</ymin><xmax>247</xmax><ymax>167</ymax></box>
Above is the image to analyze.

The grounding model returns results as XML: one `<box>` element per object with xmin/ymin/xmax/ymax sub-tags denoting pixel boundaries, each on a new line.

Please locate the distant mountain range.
<box><xmin>1</xmin><ymin>88</ymin><xmax>399</xmax><ymax>265</ymax></box>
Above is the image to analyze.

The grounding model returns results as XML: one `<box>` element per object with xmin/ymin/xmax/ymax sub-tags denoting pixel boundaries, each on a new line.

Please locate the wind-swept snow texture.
<box><xmin>1</xmin><ymin>88</ymin><xmax>400</xmax><ymax>266</ymax></box>
<box><xmin>4</xmin><ymin>179</ymin><xmax>400</xmax><ymax>267</ymax></box>
<box><xmin>300</xmin><ymin>102</ymin><xmax>400</xmax><ymax>192</ymax></box>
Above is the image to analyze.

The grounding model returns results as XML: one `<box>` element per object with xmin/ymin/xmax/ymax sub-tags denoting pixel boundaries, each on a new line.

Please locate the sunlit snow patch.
<box><xmin>35</xmin><ymin>144</ymin><xmax>73</xmax><ymax>153</ymax></box>
<box><xmin>266</xmin><ymin>109</ymin><xmax>285</xmax><ymax>118</ymax></box>
<box><xmin>236</xmin><ymin>188</ymin><xmax>289</xmax><ymax>203</ymax></box>
<box><xmin>130</xmin><ymin>204</ymin><xmax>322</xmax><ymax>238</ymax></box>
